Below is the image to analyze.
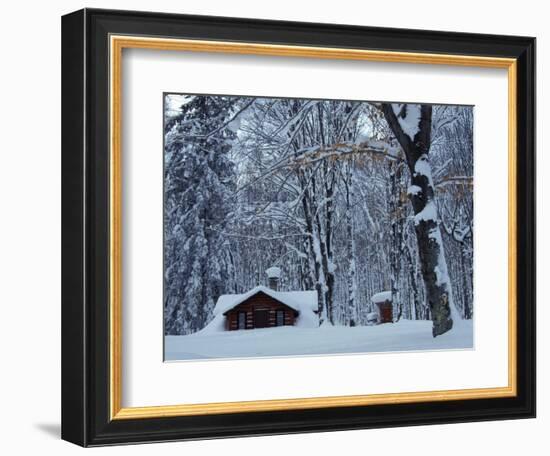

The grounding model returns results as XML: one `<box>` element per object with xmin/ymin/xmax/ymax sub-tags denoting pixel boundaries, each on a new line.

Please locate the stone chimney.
<box><xmin>266</xmin><ymin>267</ymin><xmax>281</xmax><ymax>291</ymax></box>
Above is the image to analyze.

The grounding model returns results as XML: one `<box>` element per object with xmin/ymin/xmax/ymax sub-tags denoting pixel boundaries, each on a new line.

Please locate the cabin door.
<box><xmin>381</xmin><ymin>306</ymin><xmax>393</xmax><ymax>323</ymax></box>
<box><xmin>254</xmin><ymin>310</ymin><xmax>269</xmax><ymax>328</ymax></box>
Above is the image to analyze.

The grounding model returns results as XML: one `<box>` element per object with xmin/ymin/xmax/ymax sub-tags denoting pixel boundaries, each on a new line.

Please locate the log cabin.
<box><xmin>213</xmin><ymin>268</ymin><xmax>318</xmax><ymax>331</ymax></box>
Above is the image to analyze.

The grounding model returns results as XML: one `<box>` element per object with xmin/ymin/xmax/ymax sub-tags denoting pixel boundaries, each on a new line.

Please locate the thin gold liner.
<box><xmin>109</xmin><ymin>35</ymin><xmax>518</xmax><ymax>421</ymax></box>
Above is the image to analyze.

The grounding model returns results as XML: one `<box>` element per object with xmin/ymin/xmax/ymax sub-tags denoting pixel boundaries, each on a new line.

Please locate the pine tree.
<box><xmin>164</xmin><ymin>95</ymin><xmax>238</xmax><ymax>335</ymax></box>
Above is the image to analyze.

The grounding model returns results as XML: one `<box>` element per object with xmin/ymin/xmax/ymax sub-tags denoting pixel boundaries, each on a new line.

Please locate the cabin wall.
<box><xmin>225</xmin><ymin>292</ymin><xmax>296</xmax><ymax>330</ymax></box>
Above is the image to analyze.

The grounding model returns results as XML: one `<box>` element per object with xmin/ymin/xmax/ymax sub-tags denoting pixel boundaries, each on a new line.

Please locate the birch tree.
<box><xmin>381</xmin><ymin>103</ymin><xmax>457</xmax><ymax>336</ymax></box>
<box><xmin>164</xmin><ymin>95</ymin><xmax>240</xmax><ymax>334</ymax></box>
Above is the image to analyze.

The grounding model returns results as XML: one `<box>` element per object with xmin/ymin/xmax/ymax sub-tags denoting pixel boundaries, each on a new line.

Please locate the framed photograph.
<box><xmin>61</xmin><ymin>8</ymin><xmax>535</xmax><ymax>446</ymax></box>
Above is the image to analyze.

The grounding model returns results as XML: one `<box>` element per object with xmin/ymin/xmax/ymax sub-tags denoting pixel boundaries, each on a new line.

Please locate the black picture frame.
<box><xmin>62</xmin><ymin>8</ymin><xmax>536</xmax><ymax>447</ymax></box>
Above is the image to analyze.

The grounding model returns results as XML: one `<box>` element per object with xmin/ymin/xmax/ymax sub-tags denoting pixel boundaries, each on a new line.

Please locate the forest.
<box><xmin>163</xmin><ymin>94</ymin><xmax>474</xmax><ymax>338</ymax></box>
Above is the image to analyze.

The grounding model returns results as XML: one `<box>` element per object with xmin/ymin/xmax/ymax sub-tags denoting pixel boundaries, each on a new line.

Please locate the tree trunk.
<box><xmin>322</xmin><ymin>167</ymin><xmax>336</xmax><ymax>324</ymax></box>
<box><xmin>460</xmin><ymin>244</ymin><xmax>472</xmax><ymax>319</ymax></box>
<box><xmin>403</xmin><ymin>230</ymin><xmax>423</xmax><ymax>320</ymax></box>
<box><xmin>345</xmin><ymin>162</ymin><xmax>358</xmax><ymax>326</ymax></box>
<box><xmin>388</xmin><ymin>160</ymin><xmax>404</xmax><ymax>322</ymax></box>
<box><xmin>300</xmin><ymin>174</ymin><xmax>329</xmax><ymax>325</ymax></box>
<box><xmin>381</xmin><ymin>103</ymin><xmax>455</xmax><ymax>337</ymax></box>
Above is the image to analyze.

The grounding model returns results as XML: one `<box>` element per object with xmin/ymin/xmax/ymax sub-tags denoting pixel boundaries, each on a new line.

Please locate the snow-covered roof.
<box><xmin>265</xmin><ymin>267</ymin><xmax>281</xmax><ymax>278</ymax></box>
<box><xmin>214</xmin><ymin>285</ymin><xmax>317</xmax><ymax>316</ymax></box>
<box><xmin>371</xmin><ymin>291</ymin><xmax>392</xmax><ymax>303</ymax></box>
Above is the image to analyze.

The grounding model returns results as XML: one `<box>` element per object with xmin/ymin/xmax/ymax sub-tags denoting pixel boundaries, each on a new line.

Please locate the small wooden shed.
<box><xmin>371</xmin><ymin>291</ymin><xmax>393</xmax><ymax>324</ymax></box>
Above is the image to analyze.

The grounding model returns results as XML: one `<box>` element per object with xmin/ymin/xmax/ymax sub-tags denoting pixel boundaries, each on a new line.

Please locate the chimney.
<box><xmin>266</xmin><ymin>267</ymin><xmax>281</xmax><ymax>291</ymax></box>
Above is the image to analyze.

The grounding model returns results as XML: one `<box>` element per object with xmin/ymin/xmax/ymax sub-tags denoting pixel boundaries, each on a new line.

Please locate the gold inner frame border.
<box><xmin>109</xmin><ymin>35</ymin><xmax>517</xmax><ymax>420</ymax></box>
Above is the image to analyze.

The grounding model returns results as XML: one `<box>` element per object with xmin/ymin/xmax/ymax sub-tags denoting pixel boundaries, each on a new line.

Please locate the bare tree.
<box><xmin>381</xmin><ymin>103</ymin><xmax>456</xmax><ymax>336</ymax></box>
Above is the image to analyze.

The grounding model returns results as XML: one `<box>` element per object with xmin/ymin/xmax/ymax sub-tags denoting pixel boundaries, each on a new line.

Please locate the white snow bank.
<box><xmin>366</xmin><ymin>311</ymin><xmax>379</xmax><ymax>324</ymax></box>
<box><xmin>371</xmin><ymin>291</ymin><xmax>392</xmax><ymax>303</ymax></box>
<box><xmin>197</xmin><ymin>313</ymin><xmax>226</xmax><ymax>335</ymax></box>
<box><xmin>165</xmin><ymin>319</ymin><xmax>473</xmax><ymax>361</ymax></box>
<box><xmin>294</xmin><ymin>306</ymin><xmax>319</xmax><ymax>328</ymax></box>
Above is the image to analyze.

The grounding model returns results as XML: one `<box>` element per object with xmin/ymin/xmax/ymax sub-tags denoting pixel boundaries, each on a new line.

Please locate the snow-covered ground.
<box><xmin>165</xmin><ymin>319</ymin><xmax>473</xmax><ymax>361</ymax></box>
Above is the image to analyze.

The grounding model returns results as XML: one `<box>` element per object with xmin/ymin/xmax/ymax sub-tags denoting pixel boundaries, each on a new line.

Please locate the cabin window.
<box><xmin>276</xmin><ymin>310</ymin><xmax>285</xmax><ymax>327</ymax></box>
<box><xmin>238</xmin><ymin>311</ymin><xmax>246</xmax><ymax>330</ymax></box>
